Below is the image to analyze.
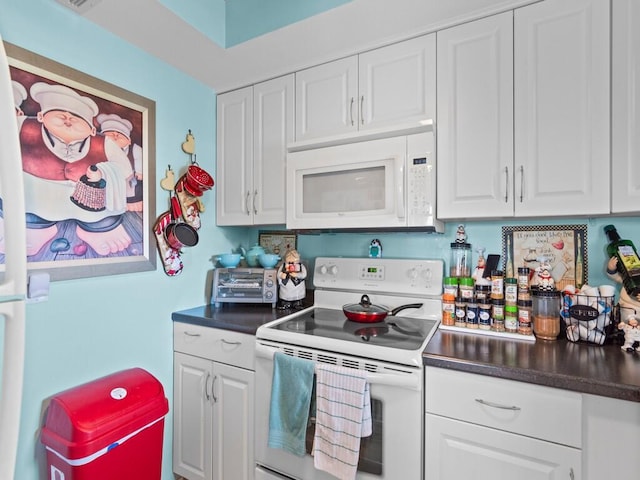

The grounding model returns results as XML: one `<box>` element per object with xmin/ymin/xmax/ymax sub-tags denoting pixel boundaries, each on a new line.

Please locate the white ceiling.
<box><xmin>83</xmin><ymin>0</ymin><xmax>536</xmax><ymax>93</ymax></box>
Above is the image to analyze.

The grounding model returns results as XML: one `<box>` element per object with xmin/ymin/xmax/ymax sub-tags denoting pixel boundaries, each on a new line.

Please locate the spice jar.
<box><xmin>442</xmin><ymin>293</ymin><xmax>456</xmax><ymax>326</ymax></box>
<box><xmin>474</xmin><ymin>283</ymin><xmax>491</xmax><ymax>303</ymax></box>
<box><xmin>443</xmin><ymin>277</ymin><xmax>459</xmax><ymax>297</ymax></box>
<box><xmin>517</xmin><ymin>267</ymin><xmax>530</xmax><ymax>293</ymax></box>
<box><xmin>458</xmin><ymin>277</ymin><xmax>475</xmax><ymax>301</ymax></box>
<box><xmin>505</xmin><ymin>277</ymin><xmax>518</xmax><ymax>305</ymax></box>
<box><xmin>532</xmin><ymin>289</ymin><xmax>561</xmax><ymax>340</ymax></box>
<box><xmin>466</xmin><ymin>301</ymin><xmax>479</xmax><ymax>329</ymax></box>
<box><xmin>491</xmin><ymin>270</ymin><xmax>504</xmax><ymax>300</ymax></box>
<box><xmin>517</xmin><ymin>298</ymin><xmax>533</xmax><ymax>335</ymax></box>
<box><xmin>455</xmin><ymin>298</ymin><xmax>468</xmax><ymax>328</ymax></box>
<box><xmin>505</xmin><ymin>304</ymin><xmax>518</xmax><ymax>333</ymax></box>
<box><xmin>492</xmin><ymin>298</ymin><xmax>505</xmax><ymax>332</ymax></box>
<box><xmin>478</xmin><ymin>302</ymin><xmax>492</xmax><ymax>330</ymax></box>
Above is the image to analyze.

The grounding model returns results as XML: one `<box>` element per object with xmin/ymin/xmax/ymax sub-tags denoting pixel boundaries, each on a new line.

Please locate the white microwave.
<box><xmin>285</xmin><ymin>129</ymin><xmax>443</xmax><ymax>231</ymax></box>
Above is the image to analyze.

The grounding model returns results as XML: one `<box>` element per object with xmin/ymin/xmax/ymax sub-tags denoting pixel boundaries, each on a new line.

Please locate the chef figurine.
<box><xmin>533</xmin><ymin>256</ymin><xmax>555</xmax><ymax>291</ymax></box>
<box><xmin>455</xmin><ymin>224</ymin><xmax>467</xmax><ymax>244</ymax></box>
<box><xmin>277</xmin><ymin>249</ymin><xmax>307</xmax><ymax>310</ymax></box>
<box><xmin>617</xmin><ymin>316</ymin><xmax>640</xmax><ymax>352</ymax></box>
<box><xmin>472</xmin><ymin>247</ymin><xmax>487</xmax><ymax>283</ymax></box>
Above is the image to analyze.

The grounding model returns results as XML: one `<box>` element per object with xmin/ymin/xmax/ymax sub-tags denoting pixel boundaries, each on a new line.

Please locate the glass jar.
<box><xmin>532</xmin><ymin>289</ymin><xmax>561</xmax><ymax>340</ymax></box>
<box><xmin>517</xmin><ymin>267</ymin><xmax>530</xmax><ymax>293</ymax></box>
<box><xmin>478</xmin><ymin>302</ymin><xmax>492</xmax><ymax>330</ymax></box>
<box><xmin>505</xmin><ymin>277</ymin><xmax>518</xmax><ymax>305</ymax></box>
<box><xmin>517</xmin><ymin>298</ymin><xmax>533</xmax><ymax>335</ymax></box>
<box><xmin>505</xmin><ymin>304</ymin><xmax>518</xmax><ymax>333</ymax></box>
<box><xmin>466</xmin><ymin>301</ymin><xmax>479</xmax><ymax>329</ymax></box>
<box><xmin>474</xmin><ymin>283</ymin><xmax>491</xmax><ymax>303</ymax></box>
<box><xmin>491</xmin><ymin>298</ymin><xmax>505</xmax><ymax>332</ymax></box>
<box><xmin>454</xmin><ymin>299</ymin><xmax>468</xmax><ymax>328</ymax></box>
<box><xmin>450</xmin><ymin>242</ymin><xmax>471</xmax><ymax>277</ymax></box>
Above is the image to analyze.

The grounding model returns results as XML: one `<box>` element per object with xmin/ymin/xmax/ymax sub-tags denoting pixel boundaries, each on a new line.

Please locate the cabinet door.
<box><xmin>359</xmin><ymin>34</ymin><xmax>436</xmax><ymax>131</ymax></box>
<box><xmin>173</xmin><ymin>352</ymin><xmax>213</xmax><ymax>480</ymax></box>
<box><xmin>436</xmin><ymin>12</ymin><xmax>514</xmax><ymax>219</ymax></box>
<box><xmin>253</xmin><ymin>75</ymin><xmax>294</xmax><ymax>225</ymax></box>
<box><xmin>212</xmin><ymin>363</ymin><xmax>254</xmax><ymax>480</ymax></box>
<box><xmin>514</xmin><ymin>0</ymin><xmax>609</xmax><ymax>217</ymax></box>
<box><xmin>216</xmin><ymin>87</ymin><xmax>253</xmax><ymax>225</ymax></box>
<box><xmin>612</xmin><ymin>0</ymin><xmax>640</xmax><ymax>213</ymax></box>
<box><xmin>295</xmin><ymin>56</ymin><xmax>358</xmax><ymax>141</ymax></box>
<box><xmin>425</xmin><ymin>414</ymin><xmax>582</xmax><ymax>480</ymax></box>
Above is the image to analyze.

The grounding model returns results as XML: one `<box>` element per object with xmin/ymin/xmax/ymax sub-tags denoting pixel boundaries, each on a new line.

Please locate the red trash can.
<box><xmin>40</xmin><ymin>368</ymin><xmax>169</xmax><ymax>480</ymax></box>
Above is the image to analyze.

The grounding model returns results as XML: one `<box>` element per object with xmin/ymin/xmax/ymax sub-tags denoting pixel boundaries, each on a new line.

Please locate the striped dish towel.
<box><xmin>312</xmin><ymin>363</ymin><xmax>372</xmax><ymax>480</ymax></box>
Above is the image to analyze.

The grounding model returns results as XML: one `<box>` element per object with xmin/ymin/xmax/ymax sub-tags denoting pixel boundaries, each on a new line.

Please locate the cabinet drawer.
<box><xmin>425</xmin><ymin>367</ymin><xmax>582</xmax><ymax>448</ymax></box>
<box><xmin>173</xmin><ymin>323</ymin><xmax>254</xmax><ymax>370</ymax></box>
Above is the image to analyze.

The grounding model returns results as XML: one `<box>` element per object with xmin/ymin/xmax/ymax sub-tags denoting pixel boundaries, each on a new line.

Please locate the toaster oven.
<box><xmin>212</xmin><ymin>268</ymin><xmax>278</xmax><ymax>307</ymax></box>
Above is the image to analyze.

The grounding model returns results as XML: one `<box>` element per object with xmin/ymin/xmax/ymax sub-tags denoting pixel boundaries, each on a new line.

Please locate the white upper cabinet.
<box><xmin>295</xmin><ymin>34</ymin><xmax>436</xmax><ymax>141</ymax></box>
<box><xmin>216</xmin><ymin>74</ymin><xmax>294</xmax><ymax>225</ymax></box>
<box><xmin>438</xmin><ymin>0</ymin><xmax>610</xmax><ymax>220</ymax></box>
<box><xmin>436</xmin><ymin>12</ymin><xmax>514</xmax><ymax>219</ymax></box>
<box><xmin>612</xmin><ymin>0</ymin><xmax>640</xmax><ymax>213</ymax></box>
<box><xmin>514</xmin><ymin>0</ymin><xmax>610</xmax><ymax>217</ymax></box>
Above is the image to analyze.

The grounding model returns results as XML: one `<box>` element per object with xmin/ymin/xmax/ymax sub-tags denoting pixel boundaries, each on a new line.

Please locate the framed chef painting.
<box><xmin>1</xmin><ymin>42</ymin><xmax>156</xmax><ymax>280</ymax></box>
<box><xmin>502</xmin><ymin>224</ymin><xmax>588</xmax><ymax>291</ymax></box>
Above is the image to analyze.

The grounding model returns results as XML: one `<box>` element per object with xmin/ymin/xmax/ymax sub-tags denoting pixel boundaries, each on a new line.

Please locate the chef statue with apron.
<box><xmin>277</xmin><ymin>248</ymin><xmax>307</xmax><ymax>310</ymax></box>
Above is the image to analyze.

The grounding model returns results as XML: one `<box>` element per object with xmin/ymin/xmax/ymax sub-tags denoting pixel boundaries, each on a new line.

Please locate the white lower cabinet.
<box><xmin>173</xmin><ymin>323</ymin><xmax>255</xmax><ymax>480</ymax></box>
<box><xmin>424</xmin><ymin>367</ymin><xmax>582</xmax><ymax>480</ymax></box>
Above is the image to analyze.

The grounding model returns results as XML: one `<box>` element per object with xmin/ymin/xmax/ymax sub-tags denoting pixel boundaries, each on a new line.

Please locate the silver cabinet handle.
<box><xmin>204</xmin><ymin>373</ymin><xmax>211</xmax><ymax>401</ymax></box>
<box><xmin>519</xmin><ymin>165</ymin><xmax>524</xmax><ymax>202</ymax></box>
<box><xmin>504</xmin><ymin>166</ymin><xmax>509</xmax><ymax>203</ymax></box>
<box><xmin>183</xmin><ymin>331</ymin><xmax>201</xmax><ymax>337</ymax></box>
<box><xmin>221</xmin><ymin>339</ymin><xmax>242</xmax><ymax>346</ymax></box>
<box><xmin>360</xmin><ymin>95</ymin><xmax>365</xmax><ymax>125</ymax></box>
<box><xmin>569</xmin><ymin>467</ymin><xmax>575</xmax><ymax>480</ymax></box>
<box><xmin>245</xmin><ymin>191</ymin><xmax>251</xmax><ymax>215</ymax></box>
<box><xmin>350</xmin><ymin>97</ymin><xmax>355</xmax><ymax>126</ymax></box>
<box><xmin>212</xmin><ymin>375</ymin><xmax>218</xmax><ymax>403</ymax></box>
<box><xmin>475</xmin><ymin>398</ymin><xmax>521</xmax><ymax>411</ymax></box>
<box><xmin>253</xmin><ymin>189</ymin><xmax>258</xmax><ymax>215</ymax></box>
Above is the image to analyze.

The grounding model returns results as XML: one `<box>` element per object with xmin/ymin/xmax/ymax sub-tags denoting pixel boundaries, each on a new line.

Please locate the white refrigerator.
<box><xmin>0</xmin><ymin>32</ymin><xmax>29</xmax><ymax>480</ymax></box>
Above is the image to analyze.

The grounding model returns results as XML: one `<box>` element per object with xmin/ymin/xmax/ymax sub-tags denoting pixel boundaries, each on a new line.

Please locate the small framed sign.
<box><xmin>502</xmin><ymin>224</ymin><xmax>588</xmax><ymax>290</ymax></box>
<box><xmin>258</xmin><ymin>231</ymin><xmax>297</xmax><ymax>256</ymax></box>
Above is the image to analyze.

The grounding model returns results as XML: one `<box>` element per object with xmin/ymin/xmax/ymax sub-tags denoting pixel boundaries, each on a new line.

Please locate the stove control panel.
<box><xmin>313</xmin><ymin>257</ymin><xmax>443</xmax><ymax>296</ymax></box>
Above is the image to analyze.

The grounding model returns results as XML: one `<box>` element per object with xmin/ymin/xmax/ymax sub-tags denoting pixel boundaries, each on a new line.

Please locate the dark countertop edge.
<box><xmin>423</xmin><ymin>354</ymin><xmax>640</xmax><ymax>403</ymax></box>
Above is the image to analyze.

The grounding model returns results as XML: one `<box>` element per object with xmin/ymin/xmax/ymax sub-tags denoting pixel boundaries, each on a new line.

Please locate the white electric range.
<box><xmin>254</xmin><ymin>256</ymin><xmax>443</xmax><ymax>480</ymax></box>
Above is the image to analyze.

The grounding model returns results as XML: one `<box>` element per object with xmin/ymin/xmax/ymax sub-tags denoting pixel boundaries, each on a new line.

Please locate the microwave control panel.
<box><xmin>406</xmin><ymin>133</ymin><xmax>437</xmax><ymax>227</ymax></box>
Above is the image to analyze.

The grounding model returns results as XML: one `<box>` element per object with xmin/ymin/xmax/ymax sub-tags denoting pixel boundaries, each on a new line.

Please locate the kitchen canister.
<box><xmin>532</xmin><ymin>289</ymin><xmax>561</xmax><ymax>340</ymax></box>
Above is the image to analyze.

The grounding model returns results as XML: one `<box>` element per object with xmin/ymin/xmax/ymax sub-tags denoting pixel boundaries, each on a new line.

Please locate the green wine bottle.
<box><xmin>604</xmin><ymin>224</ymin><xmax>640</xmax><ymax>297</ymax></box>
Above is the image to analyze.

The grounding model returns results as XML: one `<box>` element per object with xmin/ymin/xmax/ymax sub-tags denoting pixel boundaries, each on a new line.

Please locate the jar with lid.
<box><xmin>491</xmin><ymin>298</ymin><xmax>505</xmax><ymax>332</ymax></box>
<box><xmin>478</xmin><ymin>302</ymin><xmax>492</xmax><ymax>330</ymax></box>
<box><xmin>450</xmin><ymin>242</ymin><xmax>471</xmax><ymax>277</ymax></box>
<box><xmin>532</xmin><ymin>289</ymin><xmax>561</xmax><ymax>340</ymax></box>
<box><xmin>491</xmin><ymin>270</ymin><xmax>504</xmax><ymax>300</ymax></box>
<box><xmin>443</xmin><ymin>277</ymin><xmax>459</xmax><ymax>297</ymax></box>
<box><xmin>517</xmin><ymin>298</ymin><xmax>533</xmax><ymax>335</ymax></box>
<box><xmin>517</xmin><ymin>267</ymin><xmax>530</xmax><ymax>293</ymax></box>
<box><xmin>474</xmin><ymin>282</ymin><xmax>491</xmax><ymax>303</ymax></box>
<box><xmin>505</xmin><ymin>304</ymin><xmax>518</xmax><ymax>333</ymax></box>
<box><xmin>442</xmin><ymin>293</ymin><xmax>456</xmax><ymax>326</ymax></box>
<box><xmin>505</xmin><ymin>277</ymin><xmax>518</xmax><ymax>305</ymax></box>
<box><xmin>454</xmin><ymin>299</ymin><xmax>468</xmax><ymax>328</ymax></box>
<box><xmin>465</xmin><ymin>301</ymin><xmax>479</xmax><ymax>329</ymax></box>
<box><xmin>458</xmin><ymin>277</ymin><xmax>475</xmax><ymax>301</ymax></box>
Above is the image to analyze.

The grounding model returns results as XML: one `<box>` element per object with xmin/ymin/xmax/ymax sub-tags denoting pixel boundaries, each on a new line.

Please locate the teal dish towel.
<box><xmin>268</xmin><ymin>351</ymin><xmax>315</xmax><ymax>456</ymax></box>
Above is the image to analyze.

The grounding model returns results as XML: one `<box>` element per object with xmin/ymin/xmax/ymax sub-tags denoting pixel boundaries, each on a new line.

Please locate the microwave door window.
<box><xmin>302</xmin><ymin>166</ymin><xmax>386</xmax><ymax>214</ymax></box>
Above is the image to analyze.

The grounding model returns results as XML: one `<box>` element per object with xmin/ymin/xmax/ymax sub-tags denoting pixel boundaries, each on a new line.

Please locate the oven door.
<box><xmin>255</xmin><ymin>340</ymin><xmax>424</xmax><ymax>480</ymax></box>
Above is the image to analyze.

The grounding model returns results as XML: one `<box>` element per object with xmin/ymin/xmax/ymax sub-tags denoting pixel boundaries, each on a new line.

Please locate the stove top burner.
<box><xmin>269</xmin><ymin>308</ymin><xmax>437</xmax><ymax>350</ymax></box>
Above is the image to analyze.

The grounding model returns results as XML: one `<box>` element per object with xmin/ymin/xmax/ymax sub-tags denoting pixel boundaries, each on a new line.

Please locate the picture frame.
<box><xmin>502</xmin><ymin>224</ymin><xmax>588</xmax><ymax>290</ymax></box>
<box><xmin>1</xmin><ymin>42</ymin><xmax>156</xmax><ymax>281</ymax></box>
<box><xmin>258</xmin><ymin>231</ymin><xmax>297</xmax><ymax>256</ymax></box>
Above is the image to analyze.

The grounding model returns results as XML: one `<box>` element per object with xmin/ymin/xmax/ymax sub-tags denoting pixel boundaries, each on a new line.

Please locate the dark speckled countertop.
<box><xmin>171</xmin><ymin>291</ymin><xmax>315</xmax><ymax>335</ymax></box>
<box><xmin>423</xmin><ymin>328</ymin><xmax>640</xmax><ymax>403</ymax></box>
<box><xmin>172</xmin><ymin>292</ymin><xmax>640</xmax><ymax>404</ymax></box>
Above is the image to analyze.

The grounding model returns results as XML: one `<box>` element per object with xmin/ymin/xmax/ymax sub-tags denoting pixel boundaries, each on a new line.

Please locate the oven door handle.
<box><xmin>255</xmin><ymin>341</ymin><xmax>421</xmax><ymax>390</ymax></box>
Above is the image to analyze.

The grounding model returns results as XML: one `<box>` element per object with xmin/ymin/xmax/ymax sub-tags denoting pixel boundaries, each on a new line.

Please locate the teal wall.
<box><xmin>1</xmin><ymin>1</ymin><xmax>639</xmax><ymax>479</ymax></box>
<box><xmin>0</xmin><ymin>1</ymin><xmax>243</xmax><ymax>478</ymax></box>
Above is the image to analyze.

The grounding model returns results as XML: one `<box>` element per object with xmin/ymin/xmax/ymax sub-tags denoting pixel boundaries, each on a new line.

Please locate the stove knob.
<box><xmin>329</xmin><ymin>265</ymin><xmax>339</xmax><ymax>276</ymax></box>
<box><xmin>319</xmin><ymin>265</ymin><xmax>328</xmax><ymax>275</ymax></box>
<box><xmin>266</xmin><ymin>279</ymin><xmax>274</xmax><ymax>288</ymax></box>
<box><xmin>408</xmin><ymin>268</ymin><xmax>418</xmax><ymax>280</ymax></box>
